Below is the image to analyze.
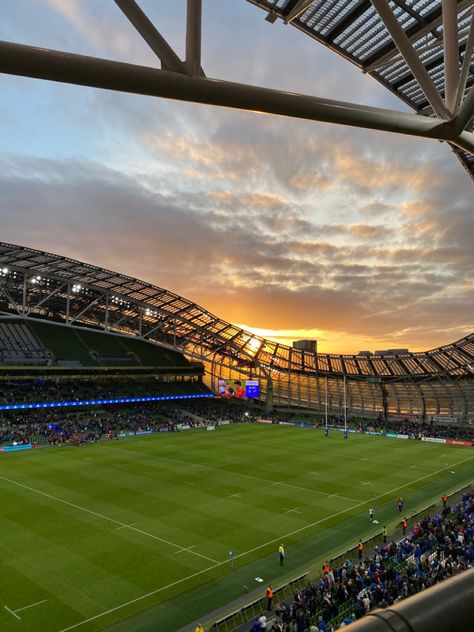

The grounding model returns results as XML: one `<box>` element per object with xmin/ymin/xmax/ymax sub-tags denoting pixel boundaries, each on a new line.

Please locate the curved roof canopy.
<box><xmin>0</xmin><ymin>243</ymin><xmax>473</xmax><ymax>381</ymax></box>
<box><xmin>0</xmin><ymin>0</ymin><xmax>472</xmax><ymax>177</ymax></box>
<box><xmin>247</xmin><ymin>0</ymin><xmax>474</xmax><ymax>177</ymax></box>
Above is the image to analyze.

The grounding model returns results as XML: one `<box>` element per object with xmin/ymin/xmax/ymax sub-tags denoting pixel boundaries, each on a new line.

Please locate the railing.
<box><xmin>209</xmin><ymin>572</ymin><xmax>308</xmax><ymax>632</ymax></box>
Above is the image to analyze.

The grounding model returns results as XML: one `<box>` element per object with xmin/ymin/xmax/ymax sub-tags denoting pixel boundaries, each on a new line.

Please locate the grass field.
<box><xmin>0</xmin><ymin>423</ymin><xmax>472</xmax><ymax>632</ymax></box>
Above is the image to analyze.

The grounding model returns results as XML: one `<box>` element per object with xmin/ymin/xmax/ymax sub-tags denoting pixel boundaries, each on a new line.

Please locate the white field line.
<box><xmin>116</xmin><ymin>523</ymin><xmax>137</xmax><ymax>531</ymax></box>
<box><xmin>56</xmin><ymin>454</ymin><xmax>474</xmax><ymax>632</ymax></box>
<box><xmin>14</xmin><ymin>599</ymin><xmax>48</xmax><ymax>613</ymax></box>
<box><xmin>121</xmin><ymin>448</ymin><xmax>359</xmax><ymax>502</ymax></box>
<box><xmin>174</xmin><ymin>545</ymin><xmax>196</xmax><ymax>555</ymax></box>
<box><xmin>4</xmin><ymin>606</ymin><xmax>20</xmax><ymax>620</ymax></box>
<box><xmin>0</xmin><ymin>475</ymin><xmax>218</xmax><ymax>565</ymax></box>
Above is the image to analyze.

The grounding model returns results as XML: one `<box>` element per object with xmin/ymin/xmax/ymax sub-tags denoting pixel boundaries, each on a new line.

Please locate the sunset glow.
<box><xmin>0</xmin><ymin>0</ymin><xmax>472</xmax><ymax>355</ymax></box>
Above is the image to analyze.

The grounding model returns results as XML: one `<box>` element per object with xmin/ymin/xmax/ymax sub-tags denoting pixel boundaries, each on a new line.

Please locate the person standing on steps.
<box><xmin>266</xmin><ymin>584</ymin><xmax>273</xmax><ymax>611</ymax></box>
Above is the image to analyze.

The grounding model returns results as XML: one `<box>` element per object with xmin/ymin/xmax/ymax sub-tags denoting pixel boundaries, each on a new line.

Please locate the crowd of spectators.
<box><xmin>359</xmin><ymin>418</ymin><xmax>474</xmax><ymax>442</ymax></box>
<box><xmin>0</xmin><ymin>398</ymin><xmax>254</xmax><ymax>446</ymax></box>
<box><xmin>0</xmin><ymin>376</ymin><xmax>208</xmax><ymax>404</ymax></box>
<box><xmin>256</xmin><ymin>491</ymin><xmax>474</xmax><ymax>631</ymax></box>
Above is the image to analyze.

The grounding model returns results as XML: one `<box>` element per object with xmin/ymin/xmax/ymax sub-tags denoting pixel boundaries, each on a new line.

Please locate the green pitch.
<box><xmin>0</xmin><ymin>424</ymin><xmax>472</xmax><ymax>632</ymax></box>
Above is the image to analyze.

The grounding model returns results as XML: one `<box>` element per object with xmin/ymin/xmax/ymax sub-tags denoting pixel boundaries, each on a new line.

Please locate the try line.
<box><xmin>55</xmin><ymin>454</ymin><xmax>473</xmax><ymax>632</ymax></box>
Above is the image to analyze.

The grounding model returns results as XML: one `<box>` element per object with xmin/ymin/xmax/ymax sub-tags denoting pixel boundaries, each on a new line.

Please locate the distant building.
<box><xmin>293</xmin><ymin>339</ymin><xmax>317</xmax><ymax>353</ymax></box>
<box><xmin>374</xmin><ymin>348</ymin><xmax>409</xmax><ymax>356</ymax></box>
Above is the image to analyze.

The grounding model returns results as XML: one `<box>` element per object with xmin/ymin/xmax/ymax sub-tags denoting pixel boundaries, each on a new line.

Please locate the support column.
<box><xmin>266</xmin><ymin>376</ymin><xmax>273</xmax><ymax>413</ymax></box>
<box><xmin>442</xmin><ymin>0</ymin><xmax>460</xmax><ymax>114</ymax></box>
<box><xmin>186</xmin><ymin>0</ymin><xmax>203</xmax><ymax>77</ymax></box>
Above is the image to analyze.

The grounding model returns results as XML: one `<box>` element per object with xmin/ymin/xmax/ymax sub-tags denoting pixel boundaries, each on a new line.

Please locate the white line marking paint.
<box><xmin>116</xmin><ymin>523</ymin><xmax>137</xmax><ymax>531</ymax></box>
<box><xmin>4</xmin><ymin>606</ymin><xmax>21</xmax><ymax>620</ymax></box>
<box><xmin>284</xmin><ymin>507</ymin><xmax>301</xmax><ymax>514</ymax></box>
<box><xmin>56</xmin><ymin>454</ymin><xmax>474</xmax><ymax>632</ymax></box>
<box><xmin>14</xmin><ymin>599</ymin><xmax>48</xmax><ymax>613</ymax></box>
<box><xmin>0</xmin><ymin>475</ymin><xmax>218</xmax><ymax>565</ymax></box>
<box><xmin>174</xmin><ymin>545</ymin><xmax>196</xmax><ymax>555</ymax></box>
<box><xmin>228</xmin><ymin>493</ymin><xmax>242</xmax><ymax>498</ymax></box>
<box><xmin>121</xmin><ymin>448</ymin><xmax>352</xmax><ymax>502</ymax></box>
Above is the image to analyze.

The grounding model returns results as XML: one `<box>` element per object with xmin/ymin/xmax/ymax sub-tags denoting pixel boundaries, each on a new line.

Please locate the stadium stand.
<box><xmin>0</xmin><ymin>317</ymin><xmax>193</xmax><ymax>368</ymax></box>
<box><xmin>241</xmin><ymin>491</ymin><xmax>474</xmax><ymax>632</ymax></box>
<box><xmin>28</xmin><ymin>320</ymin><xmax>96</xmax><ymax>366</ymax></box>
<box><xmin>0</xmin><ymin>397</ymin><xmax>244</xmax><ymax>447</ymax></box>
<box><xmin>0</xmin><ymin>319</ymin><xmax>50</xmax><ymax>365</ymax></box>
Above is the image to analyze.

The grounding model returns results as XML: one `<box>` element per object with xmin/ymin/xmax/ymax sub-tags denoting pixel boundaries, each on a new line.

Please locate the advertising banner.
<box><xmin>421</xmin><ymin>437</ymin><xmax>446</xmax><ymax>444</ymax></box>
<box><xmin>446</xmin><ymin>439</ymin><xmax>472</xmax><ymax>447</ymax></box>
<box><xmin>206</xmin><ymin>425</ymin><xmax>216</xmax><ymax>431</ymax></box>
<box><xmin>390</xmin><ymin>413</ymin><xmax>420</xmax><ymax>420</ymax></box>
<box><xmin>0</xmin><ymin>443</ymin><xmax>33</xmax><ymax>453</ymax></box>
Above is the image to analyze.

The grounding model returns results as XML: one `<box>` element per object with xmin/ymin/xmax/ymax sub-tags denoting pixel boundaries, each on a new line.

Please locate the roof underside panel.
<box><xmin>246</xmin><ymin>0</ymin><xmax>474</xmax><ymax>179</ymax></box>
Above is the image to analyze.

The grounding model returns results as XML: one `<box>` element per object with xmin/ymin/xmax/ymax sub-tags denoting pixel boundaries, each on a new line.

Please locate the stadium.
<box><xmin>1</xmin><ymin>1</ymin><xmax>474</xmax><ymax>632</ymax></box>
<box><xmin>1</xmin><ymin>242</ymin><xmax>474</xmax><ymax>423</ymax></box>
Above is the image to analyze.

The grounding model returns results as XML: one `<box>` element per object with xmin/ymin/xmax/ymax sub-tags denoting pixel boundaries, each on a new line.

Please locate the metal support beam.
<box><xmin>455</xmin><ymin>12</ymin><xmax>474</xmax><ymax>113</ymax></box>
<box><xmin>371</xmin><ymin>0</ymin><xmax>450</xmax><ymax>119</ymax></box>
<box><xmin>25</xmin><ymin>282</ymin><xmax>67</xmax><ymax>316</ymax></box>
<box><xmin>1</xmin><ymin>40</ymin><xmax>473</xmax><ymax>151</ymax></box>
<box><xmin>442</xmin><ymin>0</ymin><xmax>460</xmax><ymax>114</ymax></box>
<box><xmin>453</xmin><ymin>82</ymin><xmax>474</xmax><ymax>133</ymax></box>
<box><xmin>186</xmin><ymin>0</ymin><xmax>204</xmax><ymax>77</ymax></box>
<box><xmin>114</xmin><ymin>0</ymin><xmax>187</xmax><ymax>74</ymax></box>
<box><xmin>285</xmin><ymin>0</ymin><xmax>315</xmax><ymax>24</ymax></box>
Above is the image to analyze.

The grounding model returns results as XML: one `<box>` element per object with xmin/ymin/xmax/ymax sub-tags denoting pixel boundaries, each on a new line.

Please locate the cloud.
<box><xmin>2</xmin><ymin>1</ymin><xmax>473</xmax><ymax>355</ymax></box>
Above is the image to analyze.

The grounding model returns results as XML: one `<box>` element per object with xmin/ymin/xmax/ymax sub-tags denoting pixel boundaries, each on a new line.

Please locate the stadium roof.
<box><xmin>0</xmin><ymin>242</ymin><xmax>473</xmax><ymax>381</ymax></box>
<box><xmin>247</xmin><ymin>0</ymin><xmax>474</xmax><ymax>178</ymax></box>
<box><xmin>0</xmin><ymin>0</ymin><xmax>473</xmax><ymax>178</ymax></box>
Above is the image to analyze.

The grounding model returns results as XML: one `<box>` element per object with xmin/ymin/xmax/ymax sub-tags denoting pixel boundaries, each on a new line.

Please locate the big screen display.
<box><xmin>218</xmin><ymin>379</ymin><xmax>259</xmax><ymax>399</ymax></box>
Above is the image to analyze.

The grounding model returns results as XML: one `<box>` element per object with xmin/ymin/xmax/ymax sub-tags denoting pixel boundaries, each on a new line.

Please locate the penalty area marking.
<box><xmin>56</xmin><ymin>454</ymin><xmax>474</xmax><ymax>632</ymax></box>
<box><xmin>0</xmin><ymin>475</ymin><xmax>218</xmax><ymax>565</ymax></box>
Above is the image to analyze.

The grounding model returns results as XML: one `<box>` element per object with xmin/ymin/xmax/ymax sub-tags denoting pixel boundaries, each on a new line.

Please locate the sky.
<box><xmin>0</xmin><ymin>0</ymin><xmax>473</xmax><ymax>354</ymax></box>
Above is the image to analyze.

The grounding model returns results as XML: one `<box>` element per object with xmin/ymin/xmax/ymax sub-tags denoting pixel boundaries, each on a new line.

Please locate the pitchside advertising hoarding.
<box><xmin>218</xmin><ymin>379</ymin><xmax>259</xmax><ymax>399</ymax></box>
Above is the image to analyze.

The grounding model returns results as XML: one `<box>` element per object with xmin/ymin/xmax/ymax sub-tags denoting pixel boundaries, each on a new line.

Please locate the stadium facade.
<box><xmin>1</xmin><ymin>242</ymin><xmax>473</xmax><ymax>423</ymax></box>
